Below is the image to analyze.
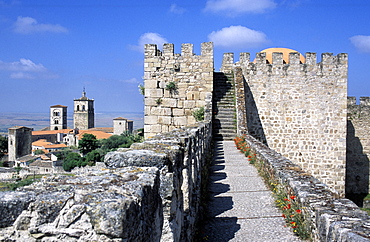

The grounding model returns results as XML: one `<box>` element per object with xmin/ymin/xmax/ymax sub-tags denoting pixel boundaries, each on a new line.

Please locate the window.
<box><xmin>54</xmin><ymin>120</ymin><xmax>59</xmax><ymax>124</ymax></box>
<box><xmin>77</xmin><ymin>105</ymin><xmax>80</xmax><ymax>111</ymax></box>
<box><xmin>53</xmin><ymin>111</ymin><xmax>60</xmax><ymax>116</ymax></box>
<box><xmin>82</xmin><ymin>105</ymin><xmax>85</xmax><ymax>111</ymax></box>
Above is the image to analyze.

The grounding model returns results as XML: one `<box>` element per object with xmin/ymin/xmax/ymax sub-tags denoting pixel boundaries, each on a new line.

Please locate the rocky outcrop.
<box><xmin>0</xmin><ymin>166</ymin><xmax>162</xmax><ymax>242</ymax></box>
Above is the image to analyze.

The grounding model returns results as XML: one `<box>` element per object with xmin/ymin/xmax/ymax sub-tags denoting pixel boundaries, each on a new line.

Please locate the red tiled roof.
<box><xmin>77</xmin><ymin>130</ymin><xmax>112</xmax><ymax>140</ymax></box>
<box><xmin>32</xmin><ymin>129</ymin><xmax>74</xmax><ymax>135</ymax></box>
<box><xmin>50</xmin><ymin>105</ymin><xmax>67</xmax><ymax>108</ymax></box>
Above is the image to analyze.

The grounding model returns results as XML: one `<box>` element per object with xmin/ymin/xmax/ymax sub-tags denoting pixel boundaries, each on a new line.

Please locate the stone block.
<box><xmin>158</xmin><ymin>116</ymin><xmax>172</xmax><ymax>125</ymax></box>
<box><xmin>150</xmin><ymin>107</ymin><xmax>172</xmax><ymax>116</ymax></box>
<box><xmin>173</xmin><ymin>117</ymin><xmax>187</xmax><ymax>126</ymax></box>
<box><xmin>183</xmin><ymin>100</ymin><xmax>196</xmax><ymax>109</ymax></box>
<box><xmin>145</xmin><ymin>116</ymin><xmax>158</xmax><ymax>125</ymax></box>
<box><xmin>172</xmin><ymin>108</ymin><xmax>184</xmax><ymax>116</ymax></box>
<box><xmin>145</xmin><ymin>89</ymin><xmax>163</xmax><ymax>98</ymax></box>
<box><xmin>162</xmin><ymin>98</ymin><xmax>178</xmax><ymax>107</ymax></box>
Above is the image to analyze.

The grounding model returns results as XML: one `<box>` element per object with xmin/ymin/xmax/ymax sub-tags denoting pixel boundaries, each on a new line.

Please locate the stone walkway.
<box><xmin>198</xmin><ymin>141</ymin><xmax>302</xmax><ymax>242</ymax></box>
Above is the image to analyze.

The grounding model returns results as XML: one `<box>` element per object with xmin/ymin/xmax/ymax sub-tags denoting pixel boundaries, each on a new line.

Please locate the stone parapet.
<box><xmin>243</xmin><ymin>134</ymin><xmax>370</xmax><ymax>241</ymax></box>
<box><xmin>106</xmin><ymin>121</ymin><xmax>213</xmax><ymax>241</ymax></box>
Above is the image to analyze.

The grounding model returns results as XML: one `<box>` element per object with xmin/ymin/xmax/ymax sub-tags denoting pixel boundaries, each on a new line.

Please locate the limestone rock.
<box><xmin>0</xmin><ymin>166</ymin><xmax>163</xmax><ymax>241</ymax></box>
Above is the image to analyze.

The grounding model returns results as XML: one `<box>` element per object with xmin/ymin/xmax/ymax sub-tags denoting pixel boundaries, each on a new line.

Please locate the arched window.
<box><xmin>54</xmin><ymin>120</ymin><xmax>59</xmax><ymax>124</ymax></box>
<box><xmin>82</xmin><ymin>105</ymin><xmax>86</xmax><ymax>111</ymax></box>
<box><xmin>77</xmin><ymin>105</ymin><xmax>80</xmax><ymax>111</ymax></box>
<box><xmin>54</xmin><ymin>127</ymin><xmax>58</xmax><ymax>130</ymax></box>
<box><xmin>53</xmin><ymin>110</ymin><xmax>60</xmax><ymax>116</ymax></box>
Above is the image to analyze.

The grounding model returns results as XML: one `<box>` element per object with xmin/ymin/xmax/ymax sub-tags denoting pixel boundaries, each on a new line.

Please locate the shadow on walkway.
<box><xmin>196</xmin><ymin>141</ymin><xmax>240</xmax><ymax>241</ymax></box>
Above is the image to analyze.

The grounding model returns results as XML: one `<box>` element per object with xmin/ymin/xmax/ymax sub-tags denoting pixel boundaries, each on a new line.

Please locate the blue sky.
<box><xmin>1</xmin><ymin>0</ymin><xmax>370</xmax><ymax>114</ymax></box>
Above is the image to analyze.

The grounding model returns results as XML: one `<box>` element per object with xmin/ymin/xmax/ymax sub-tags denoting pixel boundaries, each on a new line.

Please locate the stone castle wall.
<box><xmin>144</xmin><ymin>42</ymin><xmax>214</xmax><ymax>138</ymax></box>
<box><xmin>347</xmin><ymin>97</ymin><xmax>370</xmax><ymax>196</ymax></box>
<box><xmin>232</xmin><ymin>52</ymin><xmax>348</xmax><ymax>195</ymax></box>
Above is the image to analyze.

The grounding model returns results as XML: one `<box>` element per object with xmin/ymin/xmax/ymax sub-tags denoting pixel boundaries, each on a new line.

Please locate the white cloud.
<box><xmin>208</xmin><ymin>25</ymin><xmax>269</xmax><ymax>49</ymax></box>
<box><xmin>10</xmin><ymin>72</ymin><xmax>34</xmax><ymax>79</ymax></box>
<box><xmin>169</xmin><ymin>4</ymin><xmax>186</xmax><ymax>14</ymax></box>
<box><xmin>0</xmin><ymin>58</ymin><xmax>57</xmax><ymax>79</ymax></box>
<box><xmin>13</xmin><ymin>16</ymin><xmax>68</xmax><ymax>34</ymax></box>
<box><xmin>130</xmin><ymin>32</ymin><xmax>168</xmax><ymax>52</ymax></box>
<box><xmin>0</xmin><ymin>58</ymin><xmax>47</xmax><ymax>72</ymax></box>
<box><xmin>350</xmin><ymin>35</ymin><xmax>370</xmax><ymax>53</ymax></box>
<box><xmin>119</xmin><ymin>78</ymin><xmax>138</xmax><ymax>84</ymax></box>
<box><xmin>204</xmin><ymin>0</ymin><xmax>276</xmax><ymax>15</ymax></box>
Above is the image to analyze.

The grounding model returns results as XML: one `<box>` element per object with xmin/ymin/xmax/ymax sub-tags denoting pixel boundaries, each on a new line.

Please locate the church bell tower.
<box><xmin>73</xmin><ymin>88</ymin><xmax>94</xmax><ymax>130</ymax></box>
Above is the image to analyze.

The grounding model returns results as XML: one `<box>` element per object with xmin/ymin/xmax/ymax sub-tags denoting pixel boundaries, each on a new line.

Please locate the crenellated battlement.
<box><xmin>235</xmin><ymin>52</ymin><xmax>348</xmax><ymax>65</ymax></box>
<box><xmin>229</xmin><ymin>52</ymin><xmax>348</xmax><ymax>76</ymax></box>
<box><xmin>348</xmin><ymin>96</ymin><xmax>370</xmax><ymax>106</ymax></box>
<box><xmin>144</xmin><ymin>42</ymin><xmax>213</xmax><ymax>57</ymax></box>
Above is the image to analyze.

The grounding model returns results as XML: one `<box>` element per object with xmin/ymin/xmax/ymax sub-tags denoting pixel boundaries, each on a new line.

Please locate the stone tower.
<box><xmin>50</xmin><ymin>105</ymin><xmax>67</xmax><ymax>130</ymax></box>
<box><xmin>73</xmin><ymin>89</ymin><xmax>94</xmax><ymax>130</ymax></box>
<box><xmin>8</xmin><ymin>126</ymin><xmax>33</xmax><ymax>162</ymax></box>
<box><xmin>113</xmin><ymin>117</ymin><xmax>133</xmax><ymax>135</ymax></box>
<box><xmin>144</xmin><ymin>42</ymin><xmax>214</xmax><ymax>138</ymax></box>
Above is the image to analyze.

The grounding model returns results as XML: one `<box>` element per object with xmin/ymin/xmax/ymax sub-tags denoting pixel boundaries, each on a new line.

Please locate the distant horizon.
<box><xmin>0</xmin><ymin>111</ymin><xmax>144</xmax><ymax>134</ymax></box>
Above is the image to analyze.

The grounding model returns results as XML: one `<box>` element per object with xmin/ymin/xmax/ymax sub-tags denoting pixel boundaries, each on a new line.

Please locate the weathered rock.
<box><xmin>0</xmin><ymin>166</ymin><xmax>162</xmax><ymax>241</ymax></box>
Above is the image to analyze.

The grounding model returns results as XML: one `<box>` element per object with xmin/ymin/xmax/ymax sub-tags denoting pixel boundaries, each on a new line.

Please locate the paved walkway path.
<box><xmin>199</xmin><ymin>141</ymin><xmax>302</xmax><ymax>242</ymax></box>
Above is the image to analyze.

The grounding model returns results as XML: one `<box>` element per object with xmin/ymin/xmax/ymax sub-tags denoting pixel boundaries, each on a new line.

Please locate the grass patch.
<box><xmin>361</xmin><ymin>208</ymin><xmax>370</xmax><ymax>216</ymax></box>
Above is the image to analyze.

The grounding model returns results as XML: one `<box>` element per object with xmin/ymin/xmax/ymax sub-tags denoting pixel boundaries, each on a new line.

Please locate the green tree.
<box><xmin>34</xmin><ymin>149</ymin><xmax>45</xmax><ymax>155</ymax></box>
<box><xmin>62</xmin><ymin>152</ymin><xmax>83</xmax><ymax>172</ymax></box>
<box><xmin>100</xmin><ymin>132</ymin><xmax>143</xmax><ymax>151</ymax></box>
<box><xmin>84</xmin><ymin>149</ymin><xmax>105</xmax><ymax>166</ymax></box>
<box><xmin>79</xmin><ymin>133</ymin><xmax>99</xmax><ymax>155</ymax></box>
<box><xmin>0</xmin><ymin>136</ymin><xmax>8</xmax><ymax>159</ymax></box>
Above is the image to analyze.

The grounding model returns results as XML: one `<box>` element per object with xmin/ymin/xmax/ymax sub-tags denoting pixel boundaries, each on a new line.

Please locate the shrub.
<box><xmin>165</xmin><ymin>81</ymin><xmax>178</xmax><ymax>95</ymax></box>
<box><xmin>192</xmin><ymin>107</ymin><xmax>205</xmax><ymax>122</ymax></box>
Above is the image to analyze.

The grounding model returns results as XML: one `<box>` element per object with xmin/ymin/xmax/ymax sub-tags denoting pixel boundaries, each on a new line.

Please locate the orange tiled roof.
<box><xmin>50</xmin><ymin>105</ymin><xmax>67</xmax><ymax>108</ymax></box>
<box><xmin>32</xmin><ymin>129</ymin><xmax>74</xmax><ymax>135</ymax></box>
<box><xmin>77</xmin><ymin>130</ymin><xmax>113</xmax><ymax>140</ymax></box>
<box><xmin>32</xmin><ymin>139</ymin><xmax>51</xmax><ymax>147</ymax></box>
<box><xmin>45</xmin><ymin>143</ymin><xmax>67</xmax><ymax>149</ymax></box>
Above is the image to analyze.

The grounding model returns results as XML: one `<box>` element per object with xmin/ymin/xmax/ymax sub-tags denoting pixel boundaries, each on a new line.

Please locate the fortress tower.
<box><xmin>73</xmin><ymin>89</ymin><xmax>94</xmax><ymax>130</ymax></box>
<box><xmin>8</xmin><ymin>126</ymin><xmax>32</xmax><ymax>162</ymax></box>
<box><xmin>50</xmin><ymin>105</ymin><xmax>67</xmax><ymax>130</ymax></box>
<box><xmin>144</xmin><ymin>42</ymin><xmax>214</xmax><ymax>138</ymax></box>
<box><xmin>113</xmin><ymin>117</ymin><xmax>133</xmax><ymax>135</ymax></box>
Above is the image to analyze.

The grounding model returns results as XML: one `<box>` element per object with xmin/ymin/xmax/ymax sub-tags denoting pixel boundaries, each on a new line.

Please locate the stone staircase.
<box><xmin>212</xmin><ymin>72</ymin><xmax>236</xmax><ymax>141</ymax></box>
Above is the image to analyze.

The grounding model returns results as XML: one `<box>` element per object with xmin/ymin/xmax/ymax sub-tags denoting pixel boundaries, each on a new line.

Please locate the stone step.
<box><xmin>216</xmin><ymin>108</ymin><xmax>235</xmax><ymax>116</ymax></box>
<box><xmin>214</xmin><ymin>120</ymin><xmax>235</xmax><ymax>125</ymax></box>
<box><xmin>213</xmin><ymin>128</ymin><xmax>237</xmax><ymax>134</ymax></box>
<box><xmin>212</xmin><ymin>133</ymin><xmax>236</xmax><ymax>141</ymax></box>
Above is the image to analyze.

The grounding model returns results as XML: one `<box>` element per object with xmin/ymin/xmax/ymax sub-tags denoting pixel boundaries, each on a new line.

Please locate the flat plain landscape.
<box><xmin>0</xmin><ymin>112</ymin><xmax>144</xmax><ymax>136</ymax></box>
